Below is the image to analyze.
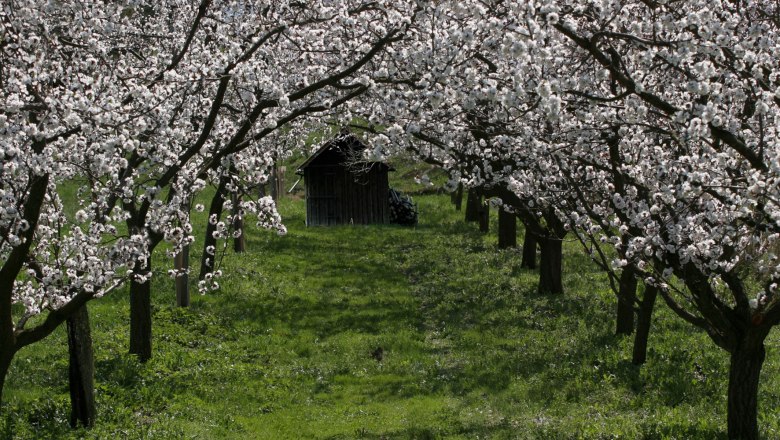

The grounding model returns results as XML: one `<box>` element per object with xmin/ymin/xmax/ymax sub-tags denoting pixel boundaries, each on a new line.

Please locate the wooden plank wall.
<box><xmin>304</xmin><ymin>164</ymin><xmax>389</xmax><ymax>226</ymax></box>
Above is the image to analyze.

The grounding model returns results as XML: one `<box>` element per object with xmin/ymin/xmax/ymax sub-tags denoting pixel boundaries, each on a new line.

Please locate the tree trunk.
<box><xmin>727</xmin><ymin>338</ymin><xmax>766</xmax><ymax>440</ymax></box>
<box><xmin>632</xmin><ymin>284</ymin><xmax>657</xmax><ymax>365</ymax></box>
<box><xmin>465</xmin><ymin>189</ymin><xmax>481</xmax><ymax>222</ymax></box>
<box><xmin>478</xmin><ymin>202</ymin><xmax>490</xmax><ymax>233</ymax></box>
<box><xmin>270</xmin><ymin>165</ymin><xmax>285</xmax><ymax>201</ymax></box>
<box><xmin>0</xmin><ymin>283</ymin><xmax>14</xmax><ymax>405</ymax></box>
<box><xmin>175</xmin><ymin>245</ymin><xmax>190</xmax><ymax>307</ymax></box>
<box><xmin>521</xmin><ymin>231</ymin><xmax>537</xmax><ymax>269</ymax></box>
<box><xmin>200</xmin><ymin>176</ymin><xmax>229</xmax><ymax>280</ymax></box>
<box><xmin>616</xmin><ymin>268</ymin><xmax>637</xmax><ymax>336</ymax></box>
<box><xmin>232</xmin><ymin>194</ymin><xmax>245</xmax><ymax>253</ymax></box>
<box><xmin>498</xmin><ymin>210</ymin><xmax>517</xmax><ymax>248</ymax></box>
<box><xmin>0</xmin><ymin>344</ymin><xmax>13</xmax><ymax>406</ymax></box>
<box><xmin>129</xmin><ymin>263</ymin><xmax>152</xmax><ymax>362</ymax></box>
<box><xmin>67</xmin><ymin>305</ymin><xmax>95</xmax><ymax>428</ymax></box>
<box><xmin>538</xmin><ymin>236</ymin><xmax>563</xmax><ymax>294</ymax></box>
<box><xmin>451</xmin><ymin>183</ymin><xmax>463</xmax><ymax>211</ymax></box>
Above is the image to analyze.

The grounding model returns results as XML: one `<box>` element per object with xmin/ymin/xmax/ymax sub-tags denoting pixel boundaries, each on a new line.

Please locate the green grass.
<box><xmin>2</xmin><ymin>194</ymin><xmax>780</xmax><ymax>439</ymax></box>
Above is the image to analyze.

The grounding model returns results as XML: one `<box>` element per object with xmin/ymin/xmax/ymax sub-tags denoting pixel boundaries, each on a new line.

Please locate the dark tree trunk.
<box><xmin>498</xmin><ymin>210</ymin><xmax>517</xmax><ymax>248</ymax></box>
<box><xmin>175</xmin><ymin>245</ymin><xmax>190</xmax><ymax>307</ymax></box>
<box><xmin>67</xmin><ymin>305</ymin><xmax>95</xmax><ymax>428</ymax></box>
<box><xmin>129</xmin><ymin>262</ymin><xmax>152</xmax><ymax>362</ymax></box>
<box><xmin>0</xmin><ymin>284</ymin><xmax>14</xmax><ymax>405</ymax></box>
<box><xmin>521</xmin><ymin>231</ymin><xmax>537</xmax><ymax>269</ymax></box>
<box><xmin>632</xmin><ymin>284</ymin><xmax>657</xmax><ymax>365</ymax></box>
<box><xmin>200</xmin><ymin>176</ymin><xmax>229</xmax><ymax>280</ymax></box>
<box><xmin>465</xmin><ymin>189</ymin><xmax>481</xmax><ymax>222</ymax></box>
<box><xmin>232</xmin><ymin>194</ymin><xmax>245</xmax><ymax>253</ymax></box>
<box><xmin>616</xmin><ymin>268</ymin><xmax>638</xmax><ymax>336</ymax></box>
<box><xmin>451</xmin><ymin>183</ymin><xmax>464</xmax><ymax>211</ymax></box>
<box><xmin>538</xmin><ymin>236</ymin><xmax>563</xmax><ymax>294</ymax></box>
<box><xmin>478</xmin><ymin>202</ymin><xmax>490</xmax><ymax>233</ymax></box>
<box><xmin>727</xmin><ymin>338</ymin><xmax>766</xmax><ymax>440</ymax></box>
<box><xmin>0</xmin><ymin>344</ymin><xmax>12</xmax><ymax>406</ymax></box>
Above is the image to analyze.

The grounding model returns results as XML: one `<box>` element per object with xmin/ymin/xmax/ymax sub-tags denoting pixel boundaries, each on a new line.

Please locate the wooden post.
<box><xmin>269</xmin><ymin>170</ymin><xmax>277</xmax><ymax>201</ymax></box>
<box><xmin>276</xmin><ymin>166</ymin><xmax>286</xmax><ymax>201</ymax></box>
<box><xmin>270</xmin><ymin>165</ymin><xmax>286</xmax><ymax>201</ymax></box>
<box><xmin>175</xmin><ymin>245</ymin><xmax>190</xmax><ymax>307</ymax></box>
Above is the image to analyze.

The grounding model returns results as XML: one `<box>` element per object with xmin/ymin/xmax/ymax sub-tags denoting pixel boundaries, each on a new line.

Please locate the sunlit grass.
<box><xmin>3</xmin><ymin>194</ymin><xmax>779</xmax><ymax>439</ymax></box>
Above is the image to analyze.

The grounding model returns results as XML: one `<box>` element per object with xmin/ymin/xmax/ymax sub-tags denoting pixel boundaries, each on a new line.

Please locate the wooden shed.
<box><xmin>297</xmin><ymin>133</ymin><xmax>392</xmax><ymax>226</ymax></box>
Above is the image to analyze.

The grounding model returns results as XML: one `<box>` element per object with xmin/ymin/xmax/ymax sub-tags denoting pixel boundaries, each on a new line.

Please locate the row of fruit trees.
<box><xmin>1</xmin><ymin>1</ymin><xmax>779</xmax><ymax>438</ymax></box>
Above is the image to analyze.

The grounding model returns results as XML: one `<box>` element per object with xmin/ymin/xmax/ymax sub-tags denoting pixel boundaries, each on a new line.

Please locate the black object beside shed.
<box><xmin>297</xmin><ymin>133</ymin><xmax>392</xmax><ymax>226</ymax></box>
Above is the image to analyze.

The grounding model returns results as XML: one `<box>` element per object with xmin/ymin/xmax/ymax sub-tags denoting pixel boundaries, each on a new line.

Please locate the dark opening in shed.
<box><xmin>297</xmin><ymin>133</ymin><xmax>392</xmax><ymax>226</ymax></box>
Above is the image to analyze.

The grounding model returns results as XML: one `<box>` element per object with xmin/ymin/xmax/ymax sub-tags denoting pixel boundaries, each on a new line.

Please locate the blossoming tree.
<box><xmin>354</xmin><ymin>1</ymin><xmax>780</xmax><ymax>437</ymax></box>
<box><xmin>0</xmin><ymin>0</ymin><xmax>416</xmax><ymax>406</ymax></box>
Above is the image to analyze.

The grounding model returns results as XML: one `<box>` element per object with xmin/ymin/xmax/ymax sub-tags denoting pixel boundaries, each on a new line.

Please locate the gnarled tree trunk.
<box><xmin>129</xmin><ymin>261</ymin><xmax>152</xmax><ymax>362</ymax></box>
<box><xmin>632</xmin><ymin>284</ymin><xmax>657</xmax><ymax>365</ymax></box>
<box><xmin>616</xmin><ymin>268</ymin><xmax>637</xmax><ymax>336</ymax></box>
<box><xmin>727</xmin><ymin>335</ymin><xmax>766</xmax><ymax>440</ymax></box>
<box><xmin>67</xmin><ymin>305</ymin><xmax>95</xmax><ymax>428</ymax></box>
<box><xmin>538</xmin><ymin>236</ymin><xmax>563</xmax><ymax>294</ymax></box>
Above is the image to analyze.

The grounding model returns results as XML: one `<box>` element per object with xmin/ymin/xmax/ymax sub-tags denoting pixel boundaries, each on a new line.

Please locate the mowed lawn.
<box><xmin>3</xmin><ymin>194</ymin><xmax>780</xmax><ymax>439</ymax></box>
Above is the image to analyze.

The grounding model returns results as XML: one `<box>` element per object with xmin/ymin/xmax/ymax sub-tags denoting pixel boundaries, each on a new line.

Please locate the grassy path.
<box><xmin>3</xmin><ymin>195</ymin><xmax>779</xmax><ymax>439</ymax></box>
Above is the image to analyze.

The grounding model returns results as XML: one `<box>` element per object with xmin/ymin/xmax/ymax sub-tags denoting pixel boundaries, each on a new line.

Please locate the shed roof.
<box><xmin>296</xmin><ymin>133</ymin><xmax>393</xmax><ymax>175</ymax></box>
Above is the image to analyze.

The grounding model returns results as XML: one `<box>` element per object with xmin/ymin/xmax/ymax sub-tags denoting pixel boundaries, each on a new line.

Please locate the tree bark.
<box><xmin>498</xmin><ymin>210</ymin><xmax>517</xmax><ymax>248</ymax></box>
<box><xmin>129</xmin><ymin>262</ymin><xmax>152</xmax><ymax>362</ymax></box>
<box><xmin>67</xmin><ymin>305</ymin><xmax>95</xmax><ymax>428</ymax></box>
<box><xmin>232</xmin><ymin>194</ymin><xmax>245</xmax><ymax>253</ymax></box>
<box><xmin>451</xmin><ymin>183</ymin><xmax>463</xmax><ymax>211</ymax></box>
<box><xmin>175</xmin><ymin>245</ymin><xmax>190</xmax><ymax>307</ymax></box>
<box><xmin>632</xmin><ymin>284</ymin><xmax>657</xmax><ymax>365</ymax></box>
<box><xmin>465</xmin><ymin>189</ymin><xmax>481</xmax><ymax>222</ymax></box>
<box><xmin>200</xmin><ymin>176</ymin><xmax>229</xmax><ymax>280</ymax></box>
<box><xmin>478</xmin><ymin>201</ymin><xmax>490</xmax><ymax>233</ymax></box>
<box><xmin>521</xmin><ymin>231</ymin><xmax>537</xmax><ymax>269</ymax></box>
<box><xmin>0</xmin><ymin>343</ymin><xmax>13</xmax><ymax>406</ymax></box>
<box><xmin>538</xmin><ymin>236</ymin><xmax>563</xmax><ymax>294</ymax></box>
<box><xmin>727</xmin><ymin>337</ymin><xmax>766</xmax><ymax>440</ymax></box>
<box><xmin>0</xmin><ymin>281</ymin><xmax>14</xmax><ymax>405</ymax></box>
<box><xmin>616</xmin><ymin>268</ymin><xmax>637</xmax><ymax>336</ymax></box>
